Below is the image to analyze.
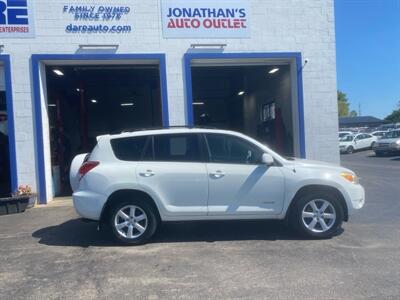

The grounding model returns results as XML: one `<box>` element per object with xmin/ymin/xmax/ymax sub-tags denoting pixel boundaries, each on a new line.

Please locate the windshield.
<box><xmin>339</xmin><ymin>132</ymin><xmax>350</xmax><ymax>138</ymax></box>
<box><xmin>383</xmin><ymin>131</ymin><xmax>400</xmax><ymax>139</ymax></box>
<box><xmin>340</xmin><ymin>135</ymin><xmax>354</xmax><ymax>142</ymax></box>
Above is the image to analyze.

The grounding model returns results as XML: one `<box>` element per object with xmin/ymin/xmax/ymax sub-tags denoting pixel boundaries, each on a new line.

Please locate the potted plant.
<box><xmin>0</xmin><ymin>185</ymin><xmax>37</xmax><ymax>216</ymax></box>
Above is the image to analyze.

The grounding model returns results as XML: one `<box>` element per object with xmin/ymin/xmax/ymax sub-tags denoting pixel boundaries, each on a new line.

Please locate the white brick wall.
<box><xmin>1</xmin><ymin>0</ymin><xmax>339</xmax><ymax>197</ymax></box>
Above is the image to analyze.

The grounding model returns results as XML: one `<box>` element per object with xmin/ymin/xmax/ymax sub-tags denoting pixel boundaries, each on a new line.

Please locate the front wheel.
<box><xmin>347</xmin><ymin>146</ymin><xmax>354</xmax><ymax>154</ymax></box>
<box><xmin>109</xmin><ymin>200</ymin><xmax>158</xmax><ymax>245</ymax></box>
<box><xmin>290</xmin><ymin>192</ymin><xmax>344</xmax><ymax>239</ymax></box>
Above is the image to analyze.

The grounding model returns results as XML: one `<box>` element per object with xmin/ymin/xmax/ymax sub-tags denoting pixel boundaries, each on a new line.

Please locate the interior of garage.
<box><xmin>0</xmin><ymin>66</ymin><xmax>11</xmax><ymax>197</ymax></box>
<box><xmin>45</xmin><ymin>64</ymin><xmax>163</xmax><ymax>196</ymax></box>
<box><xmin>191</xmin><ymin>64</ymin><xmax>294</xmax><ymax>156</ymax></box>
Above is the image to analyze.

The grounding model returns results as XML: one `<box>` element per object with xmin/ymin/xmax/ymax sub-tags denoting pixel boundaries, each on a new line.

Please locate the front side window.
<box><xmin>206</xmin><ymin>134</ymin><xmax>263</xmax><ymax>164</ymax></box>
<box><xmin>111</xmin><ymin>136</ymin><xmax>148</xmax><ymax>161</ymax></box>
<box><xmin>153</xmin><ymin>134</ymin><xmax>201</xmax><ymax>162</ymax></box>
<box><xmin>340</xmin><ymin>135</ymin><xmax>354</xmax><ymax>142</ymax></box>
<box><xmin>385</xmin><ymin>131</ymin><xmax>400</xmax><ymax>139</ymax></box>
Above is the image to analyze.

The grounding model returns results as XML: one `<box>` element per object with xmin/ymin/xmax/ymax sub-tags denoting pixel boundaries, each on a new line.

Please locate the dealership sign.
<box><xmin>161</xmin><ymin>0</ymin><xmax>250</xmax><ymax>38</ymax></box>
<box><xmin>0</xmin><ymin>0</ymin><xmax>35</xmax><ymax>37</ymax></box>
<box><xmin>62</xmin><ymin>4</ymin><xmax>132</xmax><ymax>34</ymax></box>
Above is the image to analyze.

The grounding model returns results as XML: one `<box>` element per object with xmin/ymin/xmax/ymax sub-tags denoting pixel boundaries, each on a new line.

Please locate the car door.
<box><xmin>357</xmin><ymin>134</ymin><xmax>369</xmax><ymax>149</ymax></box>
<box><xmin>136</xmin><ymin>133</ymin><xmax>208</xmax><ymax>217</ymax></box>
<box><xmin>204</xmin><ymin>133</ymin><xmax>285</xmax><ymax>216</ymax></box>
<box><xmin>364</xmin><ymin>134</ymin><xmax>375</xmax><ymax>147</ymax></box>
<box><xmin>354</xmin><ymin>134</ymin><xmax>364</xmax><ymax>149</ymax></box>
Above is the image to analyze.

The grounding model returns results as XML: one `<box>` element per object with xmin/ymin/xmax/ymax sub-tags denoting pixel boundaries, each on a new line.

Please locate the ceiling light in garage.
<box><xmin>90</xmin><ymin>99</ymin><xmax>97</xmax><ymax>103</ymax></box>
<box><xmin>48</xmin><ymin>104</ymin><xmax>56</xmax><ymax>107</ymax></box>
<box><xmin>121</xmin><ymin>103</ymin><xmax>134</xmax><ymax>107</ymax></box>
<box><xmin>268</xmin><ymin>68</ymin><xmax>279</xmax><ymax>74</ymax></box>
<box><xmin>76</xmin><ymin>88</ymin><xmax>80</xmax><ymax>92</ymax></box>
<box><xmin>238</xmin><ymin>90</ymin><xmax>245</xmax><ymax>96</ymax></box>
<box><xmin>193</xmin><ymin>102</ymin><xmax>204</xmax><ymax>105</ymax></box>
<box><xmin>53</xmin><ymin>69</ymin><xmax>64</xmax><ymax>76</ymax></box>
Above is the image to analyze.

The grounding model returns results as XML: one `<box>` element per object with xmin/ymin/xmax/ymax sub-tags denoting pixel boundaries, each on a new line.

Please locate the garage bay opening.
<box><xmin>0</xmin><ymin>65</ymin><xmax>11</xmax><ymax>197</ymax></box>
<box><xmin>190</xmin><ymin>62</ymin><xmax>297</xmax><ymax>157</ymax></box>
<box><xmin>45</xmin><ymin>64</ymin><xmax>163</xmax><ymax>196</ymax></box>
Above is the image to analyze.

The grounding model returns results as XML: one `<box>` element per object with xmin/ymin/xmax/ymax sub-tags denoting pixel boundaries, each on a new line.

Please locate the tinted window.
<box><xmin>142</xmin><ymin>137</ymin><xmax>154</xmax><ymax>161</ymax></box>
<box><xmin>385</xmin><ymin>130</ymin><xmax>400</xmax><ymax>139</ymax></box>
<box><xmin>373</xmin><ymin>132</ymin><xmax>383</xmax><ymax>137</ymax></box>
<box><xmin>206</xmin><ymin>134</ymin><xmax>263</xmax><ymax>164</ymax></box>
<box><xmin>111</xmin><ymin>136</ymin><xmax>148</xmax><ymax>161</ymax></box>
<box><xmin>153</xmin><ymin>134</ymin><xmax>201</xmax><ymax>162</ymax></box>
<box><xmin>340</xmin><ymin>135</ymin><xmax>354</xmax><ymax>142</ymax></box>
<box><xmin>355</xmin><ymin>135</ymin><xmax>363</xmax><ymax>140</ymax></box>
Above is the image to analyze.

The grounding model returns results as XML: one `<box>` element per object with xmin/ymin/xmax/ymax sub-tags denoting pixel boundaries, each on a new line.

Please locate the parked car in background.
<box><xmin>70</xmin><ymin>128</ymin><xmax>365</xmax><ymax>245</ymax></box>
<box><xmin>339</xmin><ymin>131</ymin><xmax>353</xmax><ymax>140</ymax></box>
<box><xmin>377</xmin><ymin>123</ymin><xmax>400</xmax><ymax>131</ymax></box>
<box><xmin>370</xmin><ymin>130</ymin><xmax>389</xmax><ymax>139</ymax></box>
<box><xmin>339</xmin><ymin>133</ymin><xmax>377</xmax><ymax>154</ymax></box>
<box><xmin>373</xmin><ymin>129</ymin><xmax>400</xmax><ymax>156</ymax></box>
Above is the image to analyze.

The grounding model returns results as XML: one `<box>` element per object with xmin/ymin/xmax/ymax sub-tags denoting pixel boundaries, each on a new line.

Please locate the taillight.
<box><xmin>78</xmin><ymin>161</ymin><xmax>99</xmax><ymax>180</ymax></box>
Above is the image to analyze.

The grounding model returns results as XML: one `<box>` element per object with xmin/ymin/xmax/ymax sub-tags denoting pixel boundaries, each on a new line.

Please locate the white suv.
<box><xmin>70</xmin><ymin>128</ymin><xmax>365</xmax><ymax>245</ymax></box>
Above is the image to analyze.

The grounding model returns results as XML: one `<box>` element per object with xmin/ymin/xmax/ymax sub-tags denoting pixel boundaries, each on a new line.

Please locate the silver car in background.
<box><xmin>373</xmin><ymin>130</ymin><xmax>400</xmax><ymax>156</ymax></box>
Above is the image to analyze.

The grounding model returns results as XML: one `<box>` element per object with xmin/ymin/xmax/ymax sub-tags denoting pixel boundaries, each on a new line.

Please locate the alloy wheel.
<box><xmin>301</xmin><ymin>199</ymin><xmax>336</xmax><ymax>233</ymax></box>
<box><xmin>114</xmin><ymin>205</ymin><xmax>148</xmax><ymax>239</ymax></box>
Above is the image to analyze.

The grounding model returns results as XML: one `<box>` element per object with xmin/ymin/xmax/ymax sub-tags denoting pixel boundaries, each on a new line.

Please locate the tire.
<box><xmin>289</xmin><ymin>191</ymin><xmax>344</xmax><ymax>239</ymax></box>
<box><xmin>108</xmin><ymin>198</ymin><xmax>158</xmax><ymax>245</ymax></box>
<box><xmin>375</xmin><ymin>151</ymin><xmax>384</xmax><ymax>157</ymax></box>
<box><xmin>347</xmin><ymin>146</ymin><xmax>354</xmax><ymax>154</ymax></box>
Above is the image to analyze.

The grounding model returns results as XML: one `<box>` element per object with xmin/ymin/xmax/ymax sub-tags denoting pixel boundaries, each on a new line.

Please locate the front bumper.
<box><xmin>339</xmin><ymin>146</ymin><xmax>347</xmax><ymax>153</ymax></box>
<box><xmin>373</xmin><ymin>144</ymin><xmax>400</xmax><ymax>152</ymax></box>
<box><xmin>343</xmin><ymin>183</ymin><xmax>365</xmax><ymax>215</ymax></box>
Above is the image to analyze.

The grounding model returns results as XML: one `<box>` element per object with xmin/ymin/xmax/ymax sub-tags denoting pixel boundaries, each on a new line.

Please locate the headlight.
<box><xmin>340</xmin><ymin>172</ymin><xmax>359</xmax><ymax>184</ymax></box>
<box><xmin>396</xmin><ymin>140</ymin><xmax>400</xmax><ymax>145</ymax></box>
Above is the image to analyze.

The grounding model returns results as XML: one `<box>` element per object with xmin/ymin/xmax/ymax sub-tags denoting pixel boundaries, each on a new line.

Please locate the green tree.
<box><xmin>385</xmin><ymin>101</ymin><xmax>400</xmax><ymax>123</ymax></box>
<box><xmin>349</xmin><ymin>110</ymin><xmax>358</xmax><ymax>117</ymax></box>
<box><xmin>338</xmin><ymin>90</ymin><xmax>350</xmax><ymax>117</ymax></box>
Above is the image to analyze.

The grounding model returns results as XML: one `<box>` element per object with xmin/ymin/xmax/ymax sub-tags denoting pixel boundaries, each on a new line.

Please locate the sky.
<box><xmin>335</xmin><ymin>0</ymin><xmax>400</xmax><ymax>119</ymax></box>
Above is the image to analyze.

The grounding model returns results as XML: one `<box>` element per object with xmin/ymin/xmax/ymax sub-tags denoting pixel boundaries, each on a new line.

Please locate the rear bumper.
<box><xmin>73</xmin><ymin>190</ymin><xmax>105</xmax><ymax>221</ymax></box>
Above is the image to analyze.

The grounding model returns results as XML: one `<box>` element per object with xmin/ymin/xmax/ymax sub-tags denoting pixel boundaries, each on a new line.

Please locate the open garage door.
<box><xmin>0</xmin><ymin>64</ymin><xmax>11</xmax><ymax>197</ymax></box>
<box><xmin>187</xmin><ymin>56</ymin><xmax>302</xmax><ymax>157</ymax></box>
<box><xmin>44</xmin><ymin>63</ymin><xmax>164</xmax><ymax>196</ymax></box>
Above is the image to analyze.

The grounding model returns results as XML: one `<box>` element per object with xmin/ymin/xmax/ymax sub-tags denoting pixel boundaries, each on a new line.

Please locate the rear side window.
<box><xmin>153</xmin><ymin>134</ymin><xmax>201</xmax><ymax>162</ymax></box>
<box><xmin>111</xmin><ymin>136</ymin><xmax>148</xmax><ymax>161</ymax></box>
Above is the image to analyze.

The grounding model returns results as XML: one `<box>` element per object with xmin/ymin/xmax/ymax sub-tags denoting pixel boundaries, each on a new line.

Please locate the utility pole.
<box><xmin>358</xmin><ymin>103</ymin><xmax>361</xmax><ymax>116</ymax></box>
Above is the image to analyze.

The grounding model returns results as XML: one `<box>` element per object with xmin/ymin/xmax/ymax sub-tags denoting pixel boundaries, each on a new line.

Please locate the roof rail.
<box><xmin>121</xmin><ymin>125</ymin><xmax>217</xmax><ymax>133</ymax></box>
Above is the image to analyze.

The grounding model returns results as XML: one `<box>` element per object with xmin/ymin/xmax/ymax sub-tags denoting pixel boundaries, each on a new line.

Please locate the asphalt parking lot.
<box><xmin>1</xmin><ymin>150</ymin><xmax>400</xmax><ymax>299</ymax></box>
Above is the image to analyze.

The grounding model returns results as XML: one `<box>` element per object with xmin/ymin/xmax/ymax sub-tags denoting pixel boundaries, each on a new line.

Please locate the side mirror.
<box><xmin>261</xmin><ymin>153</ymin><xmax>274</xmax><ymax>166</ymax></box>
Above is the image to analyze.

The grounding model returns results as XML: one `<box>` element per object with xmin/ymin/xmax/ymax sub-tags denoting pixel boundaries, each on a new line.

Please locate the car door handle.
<box><xmin>210</xmin><ymin>170</ymin><xmax>225</xmax><ymax>179</ymax></box>
<box><xmin>139</xmin><ymin>170</ymin><xmax>155</xmax><ymax>177</ymax></box>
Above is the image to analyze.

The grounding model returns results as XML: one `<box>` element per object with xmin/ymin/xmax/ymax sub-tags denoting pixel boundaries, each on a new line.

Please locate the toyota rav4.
<box><xmin>70</xmin><ymin>128</ymin><xmax>365</xmax><ymax>245</ymax></box>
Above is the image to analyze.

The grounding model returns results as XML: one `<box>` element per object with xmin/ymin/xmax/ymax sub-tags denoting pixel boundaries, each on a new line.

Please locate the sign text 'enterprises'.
<box><xmin>0</xmin><ymin>0</ymin><xmax>35</xmax><ymax>37</ymax></box>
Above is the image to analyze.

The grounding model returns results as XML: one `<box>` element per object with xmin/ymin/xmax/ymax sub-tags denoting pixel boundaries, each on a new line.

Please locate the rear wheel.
<box><xmin>347</xmin><ymin>146</ymin><xmax>354</xmax><ymax>154</ymax></box>
<box><xmin>290</xmin><ymin>192</ymin><xmax>344</xmax><ymax>239</ymax></box>
<box><xmin>109</xmin><ymin>199</ymin><xmax>158</xmax><ymax>245</ymax></box>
